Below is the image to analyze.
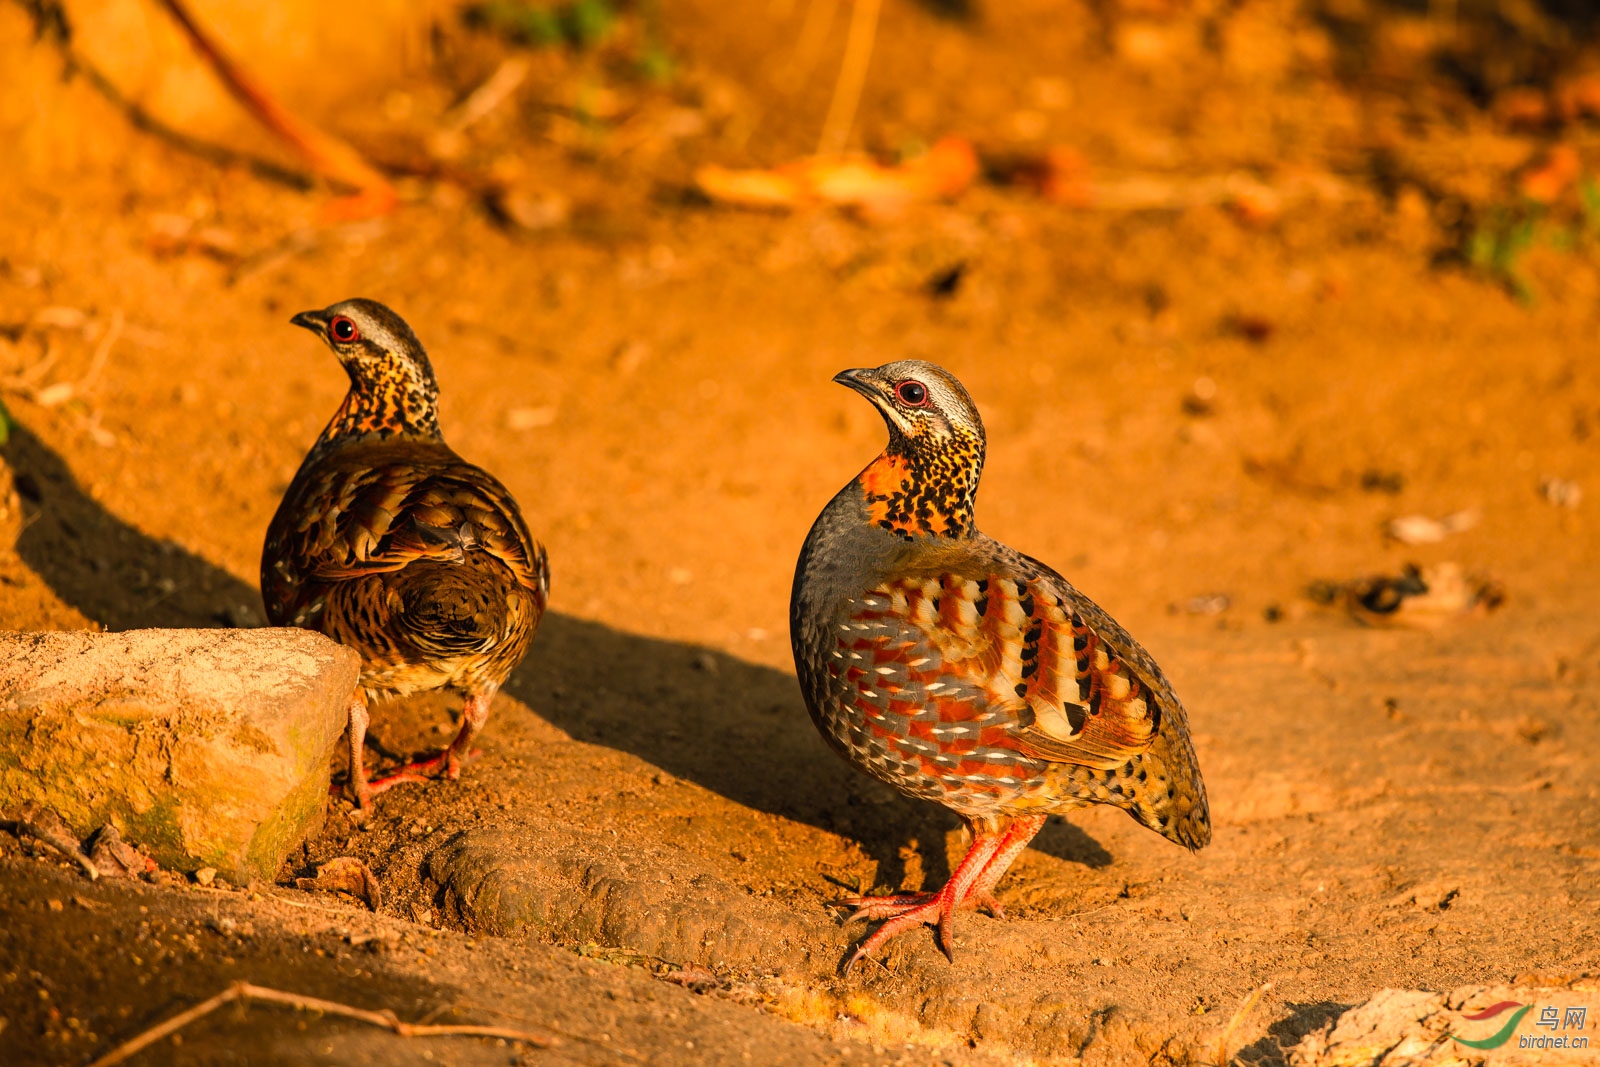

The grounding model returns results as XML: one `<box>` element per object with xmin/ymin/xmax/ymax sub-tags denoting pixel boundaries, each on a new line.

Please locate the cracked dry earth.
<box><xmin>4</xmin><ymin>3</ymin><xmax>1600</xmax><ymax>1059</ymax></box>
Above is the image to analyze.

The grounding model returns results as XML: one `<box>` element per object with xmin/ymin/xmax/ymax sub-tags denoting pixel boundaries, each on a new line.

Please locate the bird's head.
<box><xmin>834</xmin><ymin>360</ymin><xmax>986</xmax><ymax>539</ymax></box>
<box><xmin>291</xmin><ymin>298</ymin><xmax>442</xmax><ymax>440</ymax></box>
<box><xmin>834</xmin><ymin>361</ymin><xmax>985</xmax><ymax>445</ymax></box>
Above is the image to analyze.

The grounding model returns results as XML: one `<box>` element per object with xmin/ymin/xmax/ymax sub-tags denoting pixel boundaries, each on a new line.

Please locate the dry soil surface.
<box><xmin>2</xmin><ymin>1</ymin><xmax>1599</xmax><ymax>1064</ymax></box>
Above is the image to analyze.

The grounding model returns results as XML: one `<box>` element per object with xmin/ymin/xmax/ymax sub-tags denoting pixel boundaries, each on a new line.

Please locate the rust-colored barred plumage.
<box><xmin>262</xmin><ymin>299</ymin><xmax>547</xmax><ymax>809</ymax></box>
<box><xmin>824</xmin><ymin>574</ymin><xmax>1159</xmax><ymax>793</ymax></box>
<box><xmin>812</xmin><ymin>567</ymin><xmax>1204</xmax><ymax>843</ymax></box>
<box><xmin>792</xmin><ymin>360</ymin><xmax>1209</xmax><ymax>973</ymax></box>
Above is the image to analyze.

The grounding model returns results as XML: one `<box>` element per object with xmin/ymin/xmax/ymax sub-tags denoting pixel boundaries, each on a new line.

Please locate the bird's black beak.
<box><xmin>290</xmin><ymin>310</ymin><xmax>327</xmax><ymax>334</ymax></box>
<box><xmin>832</xmin><ymin>367</ymin><xmax>881</xmax><ymax>401</ymax></box>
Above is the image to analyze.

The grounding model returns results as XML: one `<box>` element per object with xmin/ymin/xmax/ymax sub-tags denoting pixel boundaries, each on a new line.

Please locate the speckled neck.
<box><xmin>319</xmin><ymin>367</ymin><xmax>442</xmax><ymax>446</ymax></box>
<box><xmin>855</xmin><ymin>424</ymin><xmax>985</xmax><ymax>540</ymax></box>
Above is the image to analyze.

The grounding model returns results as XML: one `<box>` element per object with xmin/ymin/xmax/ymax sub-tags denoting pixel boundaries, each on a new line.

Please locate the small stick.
<box><xmin>1215</xmin><ymin>981</ymin><xmax>1272</xmax><ymax>1066</ymax></box>
<box><xmin>10</xmin><ymin>344</ymin><xmax>60</xmax><ymax>388</ymax></box>
<box><xmin>816</xmin><ymin>0</ymin><xmax>882</xmax><ymax>156</ymax></box>
<box><xmin>79</xmin><ymin>308</ymin><xmax>124</xmax><ymax>394</ymax></box>
<box><xmin>87</xmin><ymin>980</ymin><xmax>556</xmax><ymax>1067</ymax></box>
<box><xmin>263</xmin><ymin>890</ymin><xmax>374</xmax><ymax>918</ymax></box>
<box><xmin>784</xmin><ymin>0</ymin><xmax>840</xmax><ymax>88</ymax></box>
<box><xmin>440</xmin><ymin>56</ymin><xmax>531</xmax><ymax>136</ymax></box>
<box><xmin>152</xmin><ymin>0</ymin><xmax>396</xmax><ymax>216</ymax></box>
<box><xmin>0</xmin><ymin>818</ymin><xmax>100</xmax><ymax>881</ymax></box>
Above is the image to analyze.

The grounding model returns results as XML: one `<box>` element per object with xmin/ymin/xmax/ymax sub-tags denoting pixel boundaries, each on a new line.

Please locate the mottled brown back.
<box><xmin>262</xmin><ymin>438</ymin><xmax>548</xmax><ymax>698</ymax></box>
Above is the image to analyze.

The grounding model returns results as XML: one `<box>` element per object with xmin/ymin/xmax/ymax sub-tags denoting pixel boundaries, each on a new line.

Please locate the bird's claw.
<box><xmin>332</xmin><ymin>746</ymin><xmax>485</xmax><ymax>808</ymax></box>
<box><xmin>840</xmin><ymin>894</ymin><xmax>955</xmax><ymax>976</ymax></box>
<box><xmin>839</xmin><ymin>892</ymin><xmax>934</xmax><ymax>925</ymax></box>
<box><xmin>366</xmin><ymin>746</ymin><xmax>483</xmax><ymax>792</ymax></box>
<box><xmin>972</xmin><ymin>892</ymin><xmax>1004</xmax><ymax>919</ymax></box>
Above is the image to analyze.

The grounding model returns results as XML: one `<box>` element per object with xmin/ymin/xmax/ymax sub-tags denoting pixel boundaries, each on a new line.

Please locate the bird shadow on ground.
<box><xmin>1235</xmin><ymin>1000</ymin><xmax>1351</xmax><ymax>1067</ymax></box>
<box><xmin>2</xmin><ymin>418</ymin><xmax>1115</xmax><ymax>888</ymax></box>
<box><xmin>3</xmin><ymin>419</ymin><xmax>264</xmax><ymax>630</ymax></box>
<box><xmin>509</xmin><ymin>611</ymin><xmax>1115</xmax><ymax>889</ymax></box>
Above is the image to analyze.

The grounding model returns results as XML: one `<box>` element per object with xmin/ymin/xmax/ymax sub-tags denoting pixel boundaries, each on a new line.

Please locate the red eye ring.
<box><xmin>329</xmin><ymin>315</ymin><xmax>360</xmax><ymax>343</ymax></box>
<box><xmin>895</xmin><ymin>380</ymin><xmax>929</xmax><ymax>407</ymax></box>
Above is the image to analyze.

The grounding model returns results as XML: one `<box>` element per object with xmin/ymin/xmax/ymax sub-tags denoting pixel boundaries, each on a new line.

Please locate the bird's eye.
<box><xmin>329</xmin><ymin>316</ymin><xmax>359</xmax><ymax>343</ymax></box>
<box><xmin>895</xmin><ymin>380</ymin><xmax>929</xmax><ymax>406</ymax></box>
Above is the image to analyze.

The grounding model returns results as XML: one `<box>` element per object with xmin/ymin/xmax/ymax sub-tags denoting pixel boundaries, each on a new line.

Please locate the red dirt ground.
<box><xmin>2</xmin><ymin>0</ymin><xmax>1598</xmax><ymax>1063</ymax></box>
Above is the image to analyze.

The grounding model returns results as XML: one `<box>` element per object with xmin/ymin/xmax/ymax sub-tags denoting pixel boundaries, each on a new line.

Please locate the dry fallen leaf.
<box><xmin>85</xmin><ymin>824</ymin><xmax>157</xmax><ymax>878</ymax></box>
<box><xmin>695</xmin><ymin>136</ymin><xmax>978</xmax><ymax>219</ymax></box>
<box><xmin>1385</xmin><ymin>509</ymin><xmax>1479</xmax><ymax>545</ymax></box>
<box><xmin>296</xmin><ymin>856</ymin><xmax>382</xmax><ymax>910</ymax></box>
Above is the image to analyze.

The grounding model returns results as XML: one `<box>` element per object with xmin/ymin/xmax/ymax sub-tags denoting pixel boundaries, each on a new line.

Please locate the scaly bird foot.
<box><xmin>972</xmin><ymin>892</ymin><xmax>1004</xmax><ymax>919</ymax></box>
<box><xmin>839</xmin><ymin>888</ymin><xmax>1004</xmax><ymax>925</ymax></box>
<box><xmin>363</xmin><ymin>747</ymin><xmax>484</xmax><ymax>796</ymax></box>
<box><xmin>839</xmin><ymin>892</ymin><xmax>936</xmax><ymax>925</ymax></box>
<box><xmin>842</xmin><ymin>886</ymin><xmax>964</xmax><ymax>975</ymax></box>
<box><xmin>839</xmin><ymin>829</ymin><xmax>1016</xmax><ymax>975</ymax></box>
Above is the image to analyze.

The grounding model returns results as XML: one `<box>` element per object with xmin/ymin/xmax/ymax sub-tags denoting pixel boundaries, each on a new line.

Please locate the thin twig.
<box><xmin>1216</xmin><ymin>981</ymin><xmax>1273</xmax><ymax>1066</ymax></box>
<box><xmin>5</xmin><ymin>0</ymin><xmax>317</xmax><ymax>192</ymax></box>
<box><xmin>78</xmin><ymin>60</ymin><xmax>315</xmax><ymax>188</ymax></box>
<box><xmin>152</xmin><ymin>0</ymin><xmax>396</xmax><ymax>216</ymax></box>
<box><xmin>87</xmin><ymin>982</ymin><xmax>237</xmax><ymax>1067</ymax></box>
<box><xmin>7</xmin><ymin>342</ymin><xmax>58</xmax><ymax>389</ymax></box>
<box><xmin>784</xmin><ymin>0</ymin><xmax>840</xmax><ymax>88</ymax></box>
<box><xmin>816</xmin><ymin>0</ymin><xmax>882</xmax><ymax>156</ymax></box>
<box><xmin>79</xmin><ymin>308</ymin><xmax>123</xmax><ymax>394</ymax></box>
<box><xmin>0</xmin><ymin>818</ymin><xmax>100</xmax><ymax>880</ymax></box>
<box><xmin>442</xmin><ymin>56</ymin><xmax>531</xmax><ymax>136</ymax></box>
<box><xmin>263</xmin><ymin>890</ymin><xmax>377</xmax><ymax>918</ymax></box>
<box><xmin>87</xmin><ymin>980</ymin><xmax>557</xmax><ymax>1067</ymax></box>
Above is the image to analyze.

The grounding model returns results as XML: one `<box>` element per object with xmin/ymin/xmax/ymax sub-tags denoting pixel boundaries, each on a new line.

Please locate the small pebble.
<box><xmin>1182</xmin><ymin>594</ymin><xmax>1230</xmax><ymax>616</ymax></box>
<box><xmin>505</xmin><ymin>406</ymin><xmax>558</xmax><ymax>431</ymax></box>
<box><xmin>1541</xmin><ymin>477</ymin><xmax>1581</xmax><ymax>508</ymax></box>
<box><xmin>194</xmin><ymin>867</ymin><xmax>217</xmax><ymax>886</ymax></box>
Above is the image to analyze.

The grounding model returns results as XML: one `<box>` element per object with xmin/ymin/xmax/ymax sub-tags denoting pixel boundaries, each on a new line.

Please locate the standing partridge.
<box><xmin>262</xmin><ymin>299</ymin><xmax>549</xmax><ymax>810</ymax></box>
<box><xmin>790</xmin><ymin>361</ymin><xmax>1210</xmax><ymax>972</ymax></box>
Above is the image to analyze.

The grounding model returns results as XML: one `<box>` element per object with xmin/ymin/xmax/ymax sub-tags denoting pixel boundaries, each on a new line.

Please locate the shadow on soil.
<box><xmin>0</xmin><ymin>862</ymin><xmax>480</xmax><ymax>1067</ymax></box>
<box><xmin>1236</xmin><ymin>1000</ymin><xmax>1352</xmax><ymax>1067</ymax></box>
<box><xmin>4</xmin><ymin>420</ymin><xmax>263</xmax><ymax>630</ymax></box>
<box><xmin>4</xmin><ymin>417</ymin><xmax>1114</xmax><ymax>885</ymax></box>
<box><xmin>508</xmin><ymin>610</ymin><xmax>1115</xmax><ymax>886</ymax></box>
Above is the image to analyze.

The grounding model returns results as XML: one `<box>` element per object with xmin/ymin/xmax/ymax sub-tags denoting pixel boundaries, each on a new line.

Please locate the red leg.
<box><xmin>363</xmin><ymin>686</ymin><xmax>497</xmax><ymax>797</ymax></box>
<box><xmin>842</xmin><ymin>831</ymin><xmax>1005</xmax><ymax>974</ymax></box>
<box><xmin>963</xmin><ymin>815</ymin><xmax>1047</xmax><ymax>920</ymax></box>
<box><xmin>840</xmin><ymin>815</ymin><xmax>1048</xmax><ymax>974</ymax></box>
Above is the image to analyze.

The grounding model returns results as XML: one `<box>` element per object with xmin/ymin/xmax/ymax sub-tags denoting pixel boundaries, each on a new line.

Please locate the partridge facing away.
<box><xmin>790</xmin><ymin>361</ymin><xmax>1210</xmax><ymax>973</ymax></box>
<box><xmin>262</xmin><ymin>299</ymin><xmax>549</xmax><ymax>810</ymax></box>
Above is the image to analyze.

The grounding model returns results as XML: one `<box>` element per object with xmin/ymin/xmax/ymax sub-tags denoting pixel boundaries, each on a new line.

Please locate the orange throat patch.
<box><xmin>855</xmin><ymin>429</ymin><xmax>982</xmax><ymax>539</ymax></box>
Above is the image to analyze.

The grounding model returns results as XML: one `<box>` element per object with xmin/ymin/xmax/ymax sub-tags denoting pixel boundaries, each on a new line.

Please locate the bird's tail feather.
<box><xmin>386</xmin><ymin>560</ymin><xmax>509</xmax><ymax>658</ymax></box>
<box><xmin>1127</xmin><ymin>721</ymin><xmax>1211</xmax><ymax>850</ymax></box>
